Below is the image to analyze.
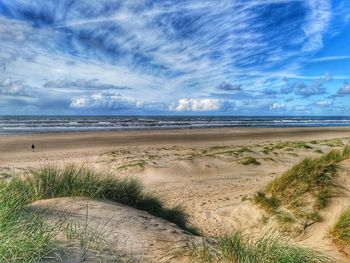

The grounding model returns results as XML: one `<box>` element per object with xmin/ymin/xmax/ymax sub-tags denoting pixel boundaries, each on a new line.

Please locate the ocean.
<box><xmin>1</xmin><ymin>116</ymin><xmax>350</xmax><ymax>135</ymax></box>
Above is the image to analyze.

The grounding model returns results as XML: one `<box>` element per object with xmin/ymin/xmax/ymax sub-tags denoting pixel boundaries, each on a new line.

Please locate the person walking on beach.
<box><xmin>31</xmin><ymin>144</ymin><xmax>35</xmax><ymax>152</ymax></box>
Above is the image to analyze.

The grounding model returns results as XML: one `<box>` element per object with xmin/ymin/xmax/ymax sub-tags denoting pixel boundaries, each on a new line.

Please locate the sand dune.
<box><xmin>1</xmin><ymin>127</ymin><xmax>350</xmax><ymax>261</ymax></box>
<box><xmin>30</xmin><ymin>197</ymin><xmax>197</xmax><ymax>262</ymax></box>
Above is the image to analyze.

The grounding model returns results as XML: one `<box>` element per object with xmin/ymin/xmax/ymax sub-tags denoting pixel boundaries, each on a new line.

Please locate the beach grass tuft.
<box><xmin>6</xmin><ymin>165</ymin><xmax>195</xmax><ymax>233</ymax></box>
<box><xmin>342</xmin><ymin>144</ymin><xmax>350</xmax><ymax>160</ymax></box>
<box><xmin>331</xmin><ymin>207</ymin><xmax>350</xmax><ymax>253</ymax></box>
<box><xmin>255</xmin><ymin>144</ymin><xmax>350</xmax><ymax>231</ymax></box>
<box><xmin>180</xmin><ymin>231</ymin><xmax>332</xmax><ymax>263</ymax></box>
<box><xmin>0</xmin><ymin>185</ymin><xmax>59</xmax><ymax>262</ymax></box>
<box><xmin>266</xmin><ymin>156</ymin><xmax>338</xmax><ymax>204</ymax></box>
<box><xmin>240</xmin><ymin>156</ymin><xmax>261</xmax><ymax>165</ymax></box>
<box><xmin>0</xmin><ymin>164</ymin><xmax>197</xmax><ymax>262</ymax></box>
<box><xmin>266</xmin><ymin>148</ymin><xmax>347</xmax><ymax>204</ymax></box>
<box><xmin>261</xmin><ymin>141</ymin><xmax>313</xmax><ymax>155</ymax></box>
<box><xmin>254</xmin><ymin>191</ymin><xmax>280</xmax><ymax>212</ymax></box>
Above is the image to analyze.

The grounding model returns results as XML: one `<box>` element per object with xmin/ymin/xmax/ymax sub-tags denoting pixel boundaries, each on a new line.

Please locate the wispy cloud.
<box><xmin>309</xmin><ymin>56</ymin><xmax>350</xmax><ymax>62</ymax></box>
<box><xmin>44</xmin><ymin>79</ymin><xmax>132</xmax><ymax>91</ymax></box>
<box><xmin>0</xmin><ymin>0</ymin><xmax>349</xmax><ymax>115</ymax></box>
<box><xmin>302</xmin><ymin>0</ymin><xmax>332</xmax><ymax>52</ymax></box>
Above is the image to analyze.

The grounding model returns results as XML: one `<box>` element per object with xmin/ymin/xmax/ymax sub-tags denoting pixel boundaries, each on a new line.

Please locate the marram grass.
<box><xmin>253</xmin><ymin>144</ymin><xmax>350</xmax><ymax>232</ymax></box>
<box><xmin>331</xmin><ymin>207</ymin><xmax>350</xmax><ymax>254</ymax></box>
<box><xmin>7</xmin><ymin>164</ymin><xmax>195</xmax><ymax>233</ymax></box>
<box><xmin>0</xmin><ymin>164</ymin><xmax>196</xmax><ymax>262</ymax></box>
<box><xmin>0</xmin><ymin>185</ymin><xmax>59</xmax><ymax>262</ymax></box>
<box><xmin>266</xmin><ymin>150</ymin><xmax>340</xmax><ymax>203</ymax></box>
<box><xmin>260</xmin><ymin>145</ymin><xmax>349</xmax><ymax>210</ymax></box>
<box><xmin>179</xmin><ymin>231</ymin><xmax>333</xmax><ymax>263</ymax></box>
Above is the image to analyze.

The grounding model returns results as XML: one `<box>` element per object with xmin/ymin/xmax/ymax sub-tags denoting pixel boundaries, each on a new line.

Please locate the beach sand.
<box><xmin>1</xmin><ymin>127</ymin><xmax>350</xmax><ymax>261</ymax></box>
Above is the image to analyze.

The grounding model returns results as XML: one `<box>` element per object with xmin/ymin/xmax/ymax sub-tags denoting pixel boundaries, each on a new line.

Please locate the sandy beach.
<box><xmin>1</xmin><ymin>127</ymin><xmax>350</xmax><ymax>261</ymax></box>
<box><xmin>2</xmin><ymin>126</ymin><xmax>350</xmax><ymax>156</ymax></box>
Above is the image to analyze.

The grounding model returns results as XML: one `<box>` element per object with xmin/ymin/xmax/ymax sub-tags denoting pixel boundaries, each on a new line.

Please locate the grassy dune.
<box><xmin>254</xmin><ymin>144</ymin><xmax>350</xmax><ymax>232</ymax></box>
<box><xmin>0</xmin><ymin>165</ymin><xmax>195</xmax><ymax>262</ymax></box>
<box><xmin>2</xmin><ymin>144</ymin><xmax>349</xmax><ymax>262</ymax></box>
<box><xmin>11</xmin><ymin>165</ymin><xmax>194</xmax><ymax>232</ymax></box>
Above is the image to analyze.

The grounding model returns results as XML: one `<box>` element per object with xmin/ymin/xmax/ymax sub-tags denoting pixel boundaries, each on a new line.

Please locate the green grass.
<box><xmin>315</xmin><ymin>189</ymin><xmax>332</xmax><ymax>209</ymax></box>
<box><xmin>236</xmin><ymin>146</ymin><xmax>253</xmax><ymax>154</ymax></box>
<box><xmin>276</xmin><ymin>211</ymin><xmax>295</xmax><ymax>224</ymax></box>
<box><xmin>8</xmin><ymin>165</ymin><xmax>195</xmax><ymax>233</ymax></box>
<box><xmin>320</xmin><ymin>138</ymin><xmax>345</xmax><ymax>147</ymax></box>
<box><xmin>266</xmin><ymin>157</ymin><xmax>338</xmax><ymax>204</ymax></box>
<box><xmin>343</xmin><ymin>144</ymin><xmax>350</xmax><ymax>160</ymax></box>
<box><xmin>117</xmin><ymin>160</ymin><xmax>146</xmax><ymax>170</ymax></box>
<box><xmin>206</xmin><ymin>146</ymin><xmax>253</xmax><ymax>158</ymax></box>
<box><xmin>266</xmin><ymin>148</ymin><xmax>348</xmax><ymax>204</ymax></box>
<box><xmin>254</xmin><ymin>191</ymin><xmax>280</xmax><ymax>212</ymax></box>
<box><xmin>262</xmin><ymin>141</ymin><xmax>313</xmax><ymax>155</ymax></box>
<box><xmin>180</xmin><ymin>231</ymin><xmax>332</xmax><ymax>263</ymax></box>
<box><xmin>0</xmin><ymin>185</ymin><xmax>59</xmax><ymax>262</ymax></box>
<box><xmin>331</xmin><ymin>207</ymin><xmax>350</xmax><ymax>253</ymax></box>
<box><xmin>240</xmin><ymin>156</ymin><xmax>261</xmax><ymax>165</ymax></box>
<box><xmin>0</xmin><ymin>165</ymin><xmax>197</xmax><ymax>262</ymax></box>
<box><xmin>255</xmin><ymin>144</ymin><xmax>350</xmax><ymax>232</ymax></box>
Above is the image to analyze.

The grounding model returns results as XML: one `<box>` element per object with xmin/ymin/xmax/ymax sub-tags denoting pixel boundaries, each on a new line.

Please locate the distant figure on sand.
<box><xmin>31</xmin><ymin>144</ymin><xmax>35</xmax><ymax>152</ymax></box>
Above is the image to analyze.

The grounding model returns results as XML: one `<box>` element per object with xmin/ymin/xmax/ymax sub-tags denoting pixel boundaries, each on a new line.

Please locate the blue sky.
<box><xmin>0</xmin><ymin>0</ymin><xmax>350</xmax><ymax>115</ymax></box>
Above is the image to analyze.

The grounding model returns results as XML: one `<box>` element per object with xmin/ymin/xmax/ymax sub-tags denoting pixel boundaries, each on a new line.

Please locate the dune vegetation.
<box><xmin>179</xmin><ymin>231</ymin><xmax>332</xmax><ymax>263</ymax></box>
<box><xmin>331</xmin><ymin>206</ymin><xmax>350</xmax><ymax>255</ymax></box>
<box><xmin>0</xmin><ymin>185</ymin><xmax>58</xmax><ymax>262</ymax></box>
<box><xmin>254</xmin><ymin>144</ymin><xmax>350</xmax><ymax>233</ymax></box>
<box><xmin>1</xmin><ymin>143</ymin><xmax>349</xmax><ymax>262</ymax></box>
<box><xmin>240</xmin><ymin>156</ymin><xmax>261</xmax><ymax>165</ymax></box>
<box><xmin>0</xmin><ymin>165</ymin><xmax>195</xmax><ymax>262</ymax></box>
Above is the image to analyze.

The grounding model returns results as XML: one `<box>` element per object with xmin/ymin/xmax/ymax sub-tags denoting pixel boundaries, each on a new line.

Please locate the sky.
<box><xmin>0</xmin><ymin>0</ymin><xmax>350</xmax><ymax>116</ymax></box>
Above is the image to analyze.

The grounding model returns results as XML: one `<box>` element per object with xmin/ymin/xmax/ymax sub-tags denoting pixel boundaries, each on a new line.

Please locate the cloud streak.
<box><xmin>0</xmin><ymin>0</ymin><xmax>349</xmax><ymax>115</ymax></box>
<box><xmin>44</xmin><ymin>79</ymin><xmax>132</xmax><ymax>91</ymax></box>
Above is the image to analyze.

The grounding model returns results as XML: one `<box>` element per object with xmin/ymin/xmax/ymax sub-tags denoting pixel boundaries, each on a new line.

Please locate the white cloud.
<box><xmin>173</xmin><ymin>98</ymin><xmax>221</xmax><ymax>112</ymax></box>
<box><xmin>316</xmin><ymin>100</ymin><xmax>332</xmax><ymax>106</ymax></box>
<box><xmin>70</xmin><ymin>93</ymin><xmax>142</xmax><ymax>109</ymax></box>
<box><xmin>270</xmin><ymin>102</ymin><xmax>286</xmax><ymax>110</ymax></box>
<box><xmin>309</xmin><ymin>56</ymin><xmax>350</xmax><ymax>62</ymax></box>
<box><xmin>70</xmin><ymin>97</ymin><xmax>88</xmax><ymax>108</ymax></box>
